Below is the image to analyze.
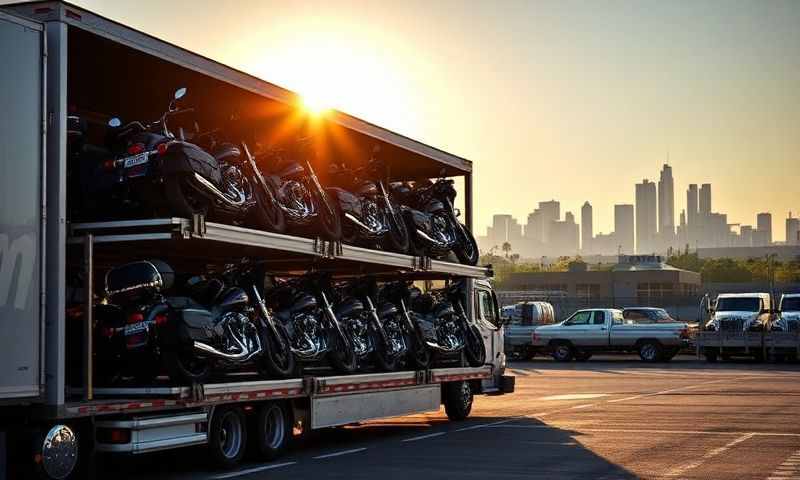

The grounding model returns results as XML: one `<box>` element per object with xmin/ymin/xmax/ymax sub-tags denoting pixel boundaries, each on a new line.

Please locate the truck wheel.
<box><xmin>704</xmin><ymin>348</ymin><xmax>718</xmax><ymax>363</ymax></box>
<box><xmin>209</xmin><ymin>406</ymin><xmax>247</xmax><ymax>469</ymax></box>
<box><xmin>443</xmin><ymin>381</ymin><xmax>473</xmax><ymax>421</ymax></box>
<box><xmin>251</xmin><ymin>402</ymin><xmax>292</xmax><ymax>461</ymax></box>
<box><xmin>551</xmin><ymin>343</ymin><xmax>574</xmax><ymax>362</ymax></box>
<box><xmin>33</xmin><ymin>425</ymin><xmax>80</xmax><ymax>480</ymax></box>
<box><xmin>638</xmin><ymin>341</ymin><xmax>662</xmax><ymax>362</ymax></box>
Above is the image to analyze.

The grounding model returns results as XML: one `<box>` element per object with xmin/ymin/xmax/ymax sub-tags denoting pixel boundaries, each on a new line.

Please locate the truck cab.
<box><xmin>774</xmin><ymin>294</ymin><xmax>800</xmax><ymax>332</ymax></box>
<box><xmin>705</xmin><ymin>293</ymin><xmax>773</xmax><ymax>332</ymax></box>
<box><xmin>471</xmin><ymin>279</ymin><xmax>507</xmax><ymax>386</ymax></box>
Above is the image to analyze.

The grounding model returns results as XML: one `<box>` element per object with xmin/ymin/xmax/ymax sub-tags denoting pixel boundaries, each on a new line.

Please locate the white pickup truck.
<box><xmin>531</xmin><ymin>308</ymin><xmax>690</xmax><ymax>362</ymax></box>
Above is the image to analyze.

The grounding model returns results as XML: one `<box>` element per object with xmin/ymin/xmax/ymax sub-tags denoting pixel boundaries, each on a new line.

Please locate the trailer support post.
<box><xmin>83</xmin><ymin>234</ymin><xmax>93</xmax><ymax>401</ymax></box>
<box><xmin>464</xmin><ymin>172</ymin><xmax>473</xmax><ymax>231</ymax></box>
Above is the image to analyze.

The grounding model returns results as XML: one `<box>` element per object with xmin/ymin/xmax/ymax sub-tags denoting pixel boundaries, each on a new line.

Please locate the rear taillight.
<box><xmin>157</xmin><ymin>142</ymin><xmax>169</xmax><ymax>156</ymax></box>
<box><xmin>127</xmin><ymin>143</ymin><xmax>145</xmax><ymax>155</ymax></box>
<box><xmin>127</xmin><ymin>312</ymin><xmax>144</xmax><ymax>324</ymax></box>
<box><xmin>103</xmin><ymin>159</ymin><xmax>117</xmax><ymax>171</ymax></box>
<box><xmin>154</xmin><ymin>313</ymin><xmax>168</xmax><ymax>327</ymax></box>
<box><xmin>97</xmin><ymin>428</ymin><xmax>131</xmax><ymax>444</ymax></box>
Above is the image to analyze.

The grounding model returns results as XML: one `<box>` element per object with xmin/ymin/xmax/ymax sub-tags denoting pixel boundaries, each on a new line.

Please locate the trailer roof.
<box><xmin>2</xmin><ymin>1</ymin><xmax>472</xmax><ymax>176</ymax></box>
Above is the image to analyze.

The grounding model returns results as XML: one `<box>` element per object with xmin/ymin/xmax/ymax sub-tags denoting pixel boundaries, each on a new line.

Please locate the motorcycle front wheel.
<box><xmin>328</xmin><ymin>331</ymin><xmax>357</xmax><ymax>374</ymax></box>
<box><xmin>451</xmin><ymin>219</ymin><xmax>480</xmax><ymax>266</ymax></box>
<box><xmin>250</xmin><ymin>181</ymin><xmax>287</xmax><ymax>234</ymax></box>
<box><xmin>163</xmin><ymin>348</ymin><xmax>211</xmax><ymax>384</ymax></box>
<box><xmin>405</xmin><ymin>323</ymin><xmax>431</xmax><ymax>370</ymax></box>
<box><xmin>463</xmin><ymin>323</ymin><xmax>486</xmax><ymax>367</ymax></box>
<box><xmin>164</xmin><ymin>174</ymin><xmax>210</xmax><ymax>219</ymax></box>
<box><xmin>258</xmin><ymin>322</ymin><xmax>297</xmax><ymax>378</ymax></box>
<box><xmin>313</xmin><ymin>189</ymin><xmax>343</xmax><ymax>240</ymax></box>
<box><xmin>383</xmin><ymin>204</ymin><xmax>411</xmax><ymax>254</ymax></box>
<box><xmin>372</xmin><ymin>326</ymin><xmax>401</xmax><ymax>372</ymax></box>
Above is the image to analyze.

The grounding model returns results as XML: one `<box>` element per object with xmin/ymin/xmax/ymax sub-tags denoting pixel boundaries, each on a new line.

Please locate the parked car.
<box><xmin>503</xmin><ymin>302</ymin><xmax>555</xmax><ymax>360</ymax></box>
<box><xmin>532</xmin><ymin>308</ymin><xmax>690</xmax><ymax>362</ymax></box>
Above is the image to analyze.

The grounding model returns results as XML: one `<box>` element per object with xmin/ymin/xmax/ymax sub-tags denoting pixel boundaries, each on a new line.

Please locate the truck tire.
<box><xmin>551</xmin><ymin>342</ymin><xmax>574</xmax><ymax>362</ymax></box>
<box><xmin>443</xmin><ymin>381</ymin><xmax>473</xmax><ymax>421</ymax></box>
<box><xmin>250</xmin><ymin>402</ymin><xmax>292</xmax><ymax>461</ymax></box>
<box><xmin>31</xmin><ymin>424</ymin><xmax>81</xmax><ymax>480</ymax></box>
<box><xmin>209</xmin><ymin>406</ymin><xmax>247</xmax><ymax>469</ymax></box>
<box><xmin>704</xmin><ymin>348</ymin><xmax>718</xmax><ymax>363</ymax></box>
<box><xmin>638</xmin><ymin>341</ymin><xmax>662</xmax><ymax>362</ymax></box>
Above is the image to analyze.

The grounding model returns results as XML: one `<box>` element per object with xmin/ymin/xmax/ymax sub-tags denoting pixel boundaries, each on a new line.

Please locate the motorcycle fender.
<box><xmin>327</xmin><ymin>187</ymin><xmax>363</xmax><ymax>218</ymax></box>
<box><xmin>160</xmin><ymin>141</ymin><xmax>223</xmax><ymax>185</ymax></box>
<box><xmin>409</xmin><ymin>208</ymin><xmax>430</xmax><ymax>230</ymax></box>
<box><xmin>377</xmin><ymin>302</ymin><xmax>398</xmax><ymax>319</ymax></box>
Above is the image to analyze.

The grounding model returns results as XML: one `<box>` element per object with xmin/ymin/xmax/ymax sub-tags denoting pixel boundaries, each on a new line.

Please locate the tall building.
<box><xmin>614</xmin><ymin>204</ymin><xmax>635</xmax><ymax>255</ymax></box>
<box><xmin>756</xmin><ymin>212</ymin><xmax>772</xmax><ymax>246</ymax></box>
<box><xmin>788</xmin><ymin>213</ymin><xmax>800</xmax><ymax>246</ymax></box>
<box><xmin>699</xmin><ymin>183</ymin><xmax>712</xmax><ymax>217</ymax></box>
<box><xmin>687</xmin><ymin>184</ymin><xmax>699</xmax><ymax>227</ymax></box>
<box><xmin>581</xmin><ymin>201</ymin><xmax>593</xmax><ymax>252</ymax></box>
<box><xmin>486</xmin><ymin>214</ymin><xmax>522</xmax><ymax>249</ymax></box>
<box><xmin>635</xmin><ymin>180</ymin><xmax>657</xmax><ymax>253</ymax></box>
<box><xmin>550</xmin><ymin>211</ymin><xmax>579</xmax><ymax>255</ymax></box>
<box><xmin>739</xmin><ymin>225</ymin><xmax>754</xmax><ymax>247</ymax></box>
<box><xmin>536</xmin><ymin>200</ymin><xmax>560</xmax><ymax>244</ymax></box>
<box><xmin>657</xmin><ymin>164</ymin><xmax>674</xmax><ymax>235</ymax></box>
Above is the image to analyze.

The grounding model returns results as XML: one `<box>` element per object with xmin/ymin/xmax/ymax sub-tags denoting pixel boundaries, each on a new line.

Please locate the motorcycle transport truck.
<box><xmin>0</xmin><ymin>3</ymin><xmax>513</xmax><ymax>478</ymax></box>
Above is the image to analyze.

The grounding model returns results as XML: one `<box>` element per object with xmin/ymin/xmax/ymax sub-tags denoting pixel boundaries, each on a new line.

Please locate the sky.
<box><xmin>13</xmin><ymin>0</ymin><xmax>800</xmax><ymax>240</ymax></box>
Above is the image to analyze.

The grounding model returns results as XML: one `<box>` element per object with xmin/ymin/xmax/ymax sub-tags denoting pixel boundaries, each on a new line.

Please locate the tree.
<box><xmin>501</xmin><ymin>242</ymin><xmax>511</xmax><ymax>258</ymax></box>
<box><xmin>700</xmin><ymin>258</ymin><xmax>752</xmax><ymax>283</ymax></box>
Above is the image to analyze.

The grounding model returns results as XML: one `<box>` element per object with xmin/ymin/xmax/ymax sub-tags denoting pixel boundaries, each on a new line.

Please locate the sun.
<box><xmin>300</xmin><ymin>91</ymin><xmax>331</xmax><ymax>116</ymax></box>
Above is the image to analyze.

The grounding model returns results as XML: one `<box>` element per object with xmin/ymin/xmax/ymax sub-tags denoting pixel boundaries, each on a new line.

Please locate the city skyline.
<box><xmin>480</xmin><ymin>162</ymin><xmax>799</xmax><ymax>257</ymax></box>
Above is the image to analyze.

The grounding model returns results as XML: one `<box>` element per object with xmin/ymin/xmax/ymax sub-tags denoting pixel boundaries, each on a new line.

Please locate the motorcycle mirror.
<box><xmin>174</xmin><ymin>87</ymin><xmax>187</xmax><ymax>100</ymax></box>
<box><xmin>108</xmin><ymin>117</ymin><xmax>122</xmax><ymax>128</ymax></box>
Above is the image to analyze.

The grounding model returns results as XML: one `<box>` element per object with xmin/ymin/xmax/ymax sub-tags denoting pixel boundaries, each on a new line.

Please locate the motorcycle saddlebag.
<box><xmin>166</xmin><ymin>297</ymin><xmax>216</xmax><ymax>344</ymax></box>
<box><xmin>161</xmin><ymin>141</ymin><xmax>223</xmax><ymax>185</ymax></box>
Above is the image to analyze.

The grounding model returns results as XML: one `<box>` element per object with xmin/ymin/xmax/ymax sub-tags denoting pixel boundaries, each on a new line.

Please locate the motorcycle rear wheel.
<box><xmin>259</xmin><ymin>323</ymin><xmax>297</xmax><ymax>378</ymax></box>
<box><xmin>164</xmin><ymin>174</ymin><xmax>210</xmax><ymax>219</ymax></box>
<box><xmin>163</xmin><ymin>349</ymin><xmax>211</xmax><ymax>384</ymax></box>
<box><xmin>250</xmin><ymin>182</ymin><xmax>287</xmax><ymax>234</ymax></box>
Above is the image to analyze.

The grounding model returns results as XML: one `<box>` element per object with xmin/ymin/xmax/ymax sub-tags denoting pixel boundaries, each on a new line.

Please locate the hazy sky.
<box><xmin>20</xmin><ymin>0</ymin><xmax>800</xmax><ymax>239</ymax></box>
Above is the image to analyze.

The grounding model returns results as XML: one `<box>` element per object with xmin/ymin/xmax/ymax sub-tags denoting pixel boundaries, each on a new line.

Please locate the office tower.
<box><xmin>658</xmin><ymin>164</ymin><xmax>674</xmax><ymax>235</ymax></box>
<box><xmin>550</xmin><ymin>211</ymin><xmax>579</xmax><ymax>255</ymax></box>
<box><xmin>581</xmin><ymin>201</ymin><xmax>593</xmax><ymax>252</ymax></box>
<box><xmin>488</xmin><ymin>214</ymin><xmax>522</xmax><ymax>247</ymax></box>
<box><xmin>788</xmin><ymin>213</ymin><xmax>800</xmax><ymax>246</ymax></box>
<box><xmin>699</xmin><ymin>184</ymin><xmax>711</xmax><ymax>217</ymax></box>
<box><xmin>537</xmin><ymin>200</ymin><xmax>560</xmax><ymax>243</ymax></box>
<box><xmin>739</xmin><ymin>225</ymin><xmax>754</xmax><ymax>247</ymax></box>
<box><xmin>635</xmin><ymin>180</ymin><xmax>657</xmax><ymax>253</ymax></box>
<box><xmin>614</xmin><ymin>204</ymin><xmax>635</xmax><ymax>255</ymax></box>
<box><xmin>687</xmin><ymin>184</ymin><xmax>699</xmax><ymax>227</ymax></box>
<box><xmin>756</xmin><ymin>212</ymin><xmax>772</xmax><ymax>246</ymax></box>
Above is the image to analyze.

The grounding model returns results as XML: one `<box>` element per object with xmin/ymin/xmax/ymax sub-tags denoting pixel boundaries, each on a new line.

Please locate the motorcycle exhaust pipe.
<box><xmin>192</xmin><ymin>173</ymin><xmax>247</xmax><ymax>208</ymax></box>
<box><xmin>193</xmin><ymin>337</ymin><xmax>262</xmax><ymax>362</ymax></box>
<box><xmin>415</xmin><ymin>228</ymin><xmax>451</xmax><ymax>249</ymax></box>
<box><xmin>344</xmin><ymin>213</ymin><xmax>388</xmax><ymax>236</ymax></box>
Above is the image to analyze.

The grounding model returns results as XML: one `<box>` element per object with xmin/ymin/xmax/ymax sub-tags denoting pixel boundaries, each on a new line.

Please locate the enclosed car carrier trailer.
<box><xmin>0</xmin><ymin>2</ymin><xmax>512</xmax><ymax>478</ymax></box>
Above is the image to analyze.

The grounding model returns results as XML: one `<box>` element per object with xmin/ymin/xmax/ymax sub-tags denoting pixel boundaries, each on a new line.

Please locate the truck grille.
<box><xmin>719</xmin><ymin>319</ymin><xmax>745</xmax><ymax>332</ymax></box>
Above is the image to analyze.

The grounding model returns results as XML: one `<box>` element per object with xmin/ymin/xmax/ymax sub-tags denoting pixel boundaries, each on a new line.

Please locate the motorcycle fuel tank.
<box><xmin>217</xmin><ymin>287</ymin><xmax>249</xmax><ymax>311</ymax></box>
<box><xmin>336</xmin><ymin>297</ymin><xmax>364</xmax><ymax>318</ymax></box>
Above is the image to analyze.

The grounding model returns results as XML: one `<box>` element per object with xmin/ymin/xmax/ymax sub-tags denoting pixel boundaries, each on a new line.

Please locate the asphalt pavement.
<box><xmin>103</xmin><ymin>355</ymin><xmax>800</xmax><ymax>480</ymax></box>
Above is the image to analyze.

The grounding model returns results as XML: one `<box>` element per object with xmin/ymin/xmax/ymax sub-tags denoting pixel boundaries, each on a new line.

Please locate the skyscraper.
<box><xmin>658</xmin><ymin>164</ymin><xmax>674</xmax><ymax>235</ymax></box>
<box><xmin>699</xmin><ymin>183</ymin><xmax>712</xmax><ymax>217</ymax></box>
<box><xmin>687</xmin><ymin>184</ymin><xmax>699</xmax><ymax>227</ymax></box>
<box><xmin>787</xmin><ymin>214</ymin><xmax>800</xmax><ymax>245</ymax></box>
<box><xmin>581</xmin><ymin>201</ymin><xmax>593</xmax><ymax>252</ymax></box>
<box><xmin>614</xmin><ymin>204</ymin><xmax>635</xmax><ymax>255</ymax></box>
<box><xmin>635</xmin><ymin>180</ymin><xmax>657</xmax><ymax>253</ymax></box>
<box><xmin>756</xmin><ymin>212</ymin><xmax>772</xmax><ymax>246</ymax></box>
<box><xmin>537</xmin><ymin>200</ymin><xmax>560</xmax><ymax>244</ymax></box>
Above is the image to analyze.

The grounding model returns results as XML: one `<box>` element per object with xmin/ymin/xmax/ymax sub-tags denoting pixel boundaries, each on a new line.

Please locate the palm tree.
<box><xmin>502</xmin><ymin>242</ymin><xmax>511</xmax><ymax>258</ymax></box>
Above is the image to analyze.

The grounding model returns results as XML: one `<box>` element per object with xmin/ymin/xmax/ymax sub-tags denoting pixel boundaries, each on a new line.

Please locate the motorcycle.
<box><xmin>378</xmin><ymin>281</ymin><xmax>431</xmax><ymax>370</ymax></box>
<box><xmin>95</xmin><ymin>259</ymin><xmax>283</xmax><ymax>384</ymax></box>
<box><xmin>89</xmin><ymin>87</ymin><xmax>283</xmax><ymax>231</ymax></box>
<box><xmin>389</xmin><ymin>176</ymin><xmax>479</xmax><ymax>265</ymax></box>
<box><xmin>262</xmin><ymin>273</ymin><xmax>357</xmax><ymax>374</ymax></box>
<box><xmin>326</xmin><ymin>153</ymin><xmax>410</xmax><ymax>253</ymax></box>
<box><xmin>383</xmin><ymin>280</ymin><xmax>485</xmax><ymax>367</ymax></box>
<box><xmin>252</xmin><ymin>139</ymin><xmax>342</xmax><ymax>240</ymax></box>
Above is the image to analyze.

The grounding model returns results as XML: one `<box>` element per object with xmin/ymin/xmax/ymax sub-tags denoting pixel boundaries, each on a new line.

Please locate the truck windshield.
<box><xmin>782</xmin><ymin>298</ymin><xmax>800</xmax><ymax>312</ymax></box>
<box><xmin>716</xmin><ymin>298</ymin><xmax>760</xmax><ymax>312</ymax></box>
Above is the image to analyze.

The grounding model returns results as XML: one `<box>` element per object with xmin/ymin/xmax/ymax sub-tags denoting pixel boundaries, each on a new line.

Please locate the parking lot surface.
<box><xmin>104</xmin><ymin>355</ymin><xmax>800</xmax><ymax>479</ymax></box>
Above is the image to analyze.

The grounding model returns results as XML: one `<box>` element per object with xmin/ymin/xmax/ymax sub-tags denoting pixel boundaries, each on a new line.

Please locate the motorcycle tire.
<box><xmin>372</xmin><ymin>328</ymin><xmax>400</xmax><ymax>372</ymax></box>
<box><xmin>313</xmin><ymin>189</ymin><xmax>343</xmax><ymax>240</ymax></box>
<box><xmin>259</xmin><ymin>322</ymin><xmax>297</xmax><ymax>378</ymax></box>
<box><xmin>164</xmin><ymin>174</ymin><xmax>210</xmax><ymax>219</ymax></box>
<box><xmin>406</xmin><ymin>328</ymin><xmax>431</xmax><ymax>370</ymax></box>
<box><xmin>249</xmin><ymin>182</ymin><xmax>287</xmax><ymax>233</ymax></box>
<box><xmin>384</xmin><ymin>204</ymin><xmax>411</xmax><ymax>254</ymax></box>
<box><xmin>328</xmin><ymin>331</ymin><xmax>358</xmax><ymax>374</ymax></box>
<box><xmin>463</xmin><ymin>323</ymin><xmax>486</xmax><ymax>367</ymax></box>
<box><xmin>338</xmin><ymin>204</ymin><xmax>361</xmax><ymax>246</ymax></box>
<box><xmin>163</xmin><ymin>349</ymin><xmax>211</xmax><ymax>384</ymax></box>
<box><xmin>451</xmin><ymin>220</ymin><xmax>480</xmax><ymax>266</ymax></box>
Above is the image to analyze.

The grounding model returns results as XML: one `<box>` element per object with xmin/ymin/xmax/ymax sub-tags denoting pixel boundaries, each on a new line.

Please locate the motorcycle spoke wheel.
<box><xmin>328</xmin><ymin>333</ymin><xmax>357</xmax><ymax>374</ymax></box>
<box><xmin>384</xmin><ymin>206</ymin><xmax>411</xmax><ymax>254</ymax></box>
<box><xmin>260</xmin><ymin>323</ymin><xmax>297</xmax><ymax>378</ymax></box>
<box><xmin>314</xmin><ymin>191</ymin><xmax>343</xmax><ymax>240</ymax></box>
<box><xmin>451</xmin><ymin>220</ymin><xmax>479</xmax><ymax>266</ymax></box>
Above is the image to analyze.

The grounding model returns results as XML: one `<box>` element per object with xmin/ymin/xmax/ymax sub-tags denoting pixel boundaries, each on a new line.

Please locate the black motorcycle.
<box><xmin>87</xmin><ymin>88</ymin><xmax>283</xmax><ymax>231</ymax></box>
<box><xmin>383</xmin><ymin>280</ymin><xmax>485</xmax><ymax>367</ymax></box>
<box><xmin>262</xmin><ymin>273</ymin><xmax>357</xmax><ymax>374</ymax></box>
<box><xmin>390</xmin><ymin>176</ymin><xmax>479</xmax><ymax>265</ymax></box>
<box><xmin>378</xmin><ymin>281</ymin><xmax>431</xmax><ymax>370</ymax></box>
<box><xmin>95</xmin><ymin>260</ymin><xmax>283</xmax><ymax>384</ymax></box>
<box><xmin>252</xmin><ymin>140</ymin><xmax>342</xmax><ymax>240</ymax></box>
<box><xmin>326</xmin><ymin>154</ymin><xmax>410</xmax><ymax>253</ymax></box>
